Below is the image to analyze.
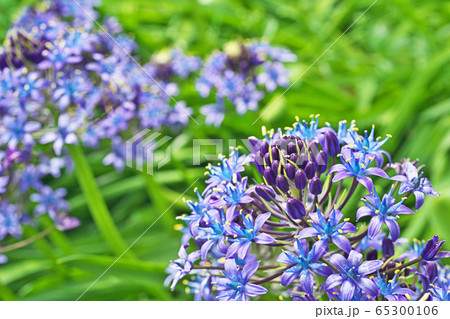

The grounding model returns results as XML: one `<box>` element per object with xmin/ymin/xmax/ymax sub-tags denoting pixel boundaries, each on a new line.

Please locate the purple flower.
<box><xmin>328</xmin><ymin>148</ymin><xmax>390</xmax><ymax>191</ymax></box>
<box><xmin>225</xmin><ymin>212</ymin><xmax>275</xmax><ymax>259</ymax></box>
<box><xmin>205</xmin><ymin>148</ymin><xmax>249</xmax><ymax>190</ymax></box>
<box><xmin>324</xmin><ymin>250</ymin><xmax>383</xmax><ymax>300</ymax></box>
<box><xmin>166</xmin><ymin>244</ymin><xmax>201</xmax><ymax>291</ymax></box>
<box><xmin>0</xmin><ymin>201</ymin><xmax>22</xmax><ymax>240</ymax></box>
<box><xmin>375</xmin><ymin>273</ymin><xmax>416</xmax><ymax>301</ymax></box>
<box><xmin>39</xmin><ymin>114</ymin><xmax>79</xmax><ymax>155</ymax></box>
<box><xmin>394</xmin><ymin>161</ymin><xmax>439</xmax><ymax>210</ymax></box>
<box><xmin>15</xmin><ymin>69</ymin><xmax>48</xmax><ymax>104</ymax></box>
<box><xmin>212</xmin><ymin>176</ymin><xmax>254</xmax><ymax>221</ymax></box>
<box><xmin>216</xmin><ymin>259</ymin><xmax>267</xmax><ymax>300</ymax></box>
<box><xmin>357</xmin><ymin>187</ymin><xmax>414</xmax><ymax>241</ymax></box>
<box><xmin>38</xmin><ymin>42</ymin><xmax>83</xmax><ymax>70</ymax></box>
<box><xmin>298</xmin><ymin>208</ymin><xmax>356</xmax><ymax>254</ymax></box>
<box><xmin>200</xmin><ymin>100</ymin><xmax>225</xmax><ymax>127</ymax></box>
<box><xmin>0</xmin><ymin>176</ymin><xmax>8</xmax><ymax>194</ymax></box>
<box><xmin>257</xmin><ymin>61</ymin><xmax>289</xmax><ymax>92</ymax></box>
<box><xmin>277</xmin><ymin>239</ymin><xmax>332</xmax><ymax>293</ymax></box>
<box><xmin>19</xmin><ymin>164</ymin><xmax>43</xmax><ymax>192</ymax></box>
<box><xmin>197</xmin><ymin>209</ymin><xmax>228</xmax><ymax>260</ymax></box>
<box><xmin>52</xmin><ymin>71</ymin><xmax>93</xmax><ymax>110</ymax></box>
<box><xmin>30</xmin><ymin>186</ymin><xmax>70</xmax><ymax>218</ymax></box>
<box><xmin>343</xmin><ymin>125</ymin><xmax>391</xmax><ymax>168</ymax></box>
<box><xmin>103</xmin><ymin>137</ymin><xmax>126</xmax><ymax>171</ymax></box>
<box><xmin>420</xmin><ymin>235</ymin><xmax>450</xmax><ymax>261</ymax></box>
<box><xmin>0</xmin><ymin>115</ymin><xmax>41</xmax><ymax>148</ymax></box>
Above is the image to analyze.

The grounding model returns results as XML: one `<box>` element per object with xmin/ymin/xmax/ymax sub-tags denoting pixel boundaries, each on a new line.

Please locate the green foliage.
<box><xmin>0</xmin><ymin>0</ymin><xmax>449</xmax><ymax>300</ymax></box>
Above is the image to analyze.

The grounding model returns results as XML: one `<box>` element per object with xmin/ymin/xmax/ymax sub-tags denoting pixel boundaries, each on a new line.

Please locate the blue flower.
<box><xmin>166</xmin><ymin>244</ymin><xmax>201</xmax><ymax>291</ymax></box>
<box><xmin>394</xmin><ymin>161</ymin><xmax>439</xmax><ymax>210</ymax></box>
<box><xmin>52</xmin><ymin>71</ymin><xmax>93</xmax><ymax>110</ymax></box>
<box><xmin>324</xmin><ymin>250</ymin><xmax>383</xmax><ymax>301</ymax></box>
<box><xmin>102</xmin><ymin>137</ymin><xmax>126</xmax><ymax>172</ymax></box>
<box><xmin>212</xmin><ymin>176</ymin><xmax>254</xmax><ymax>221</ymax></box>
<box><xmin>0</xmin><ymin>115</ymin><xmax>41</xmax><ymax>148</ymax></box>
<box><xmin>357</xmin><ymin>187</ymin><xmax>414</xmax><ymax>241</ymax></box>
<box><xmin>39</xmin><ymin>114</ymin><xmax>79</xmax><ymax>155</ymax></box>
<box><xmin>205</xmin><ymin>148</ymin><xmax>249</xmax><ymax>189</ymax></box>
<box><xmin>197</xmin><ymin>208</ymin><xmax>228</xmax><ymax>260</ymax></box>
<box><xmin>343</xmin><ymin>125</ymin><xmax>391</xmax><ymax>168</ymax></box>
<box><xmin>298</xmin><ymin>208</ymin><xmax>356</xmax><ymax>254</ymax></box>
<box><xmin>277</xmin><ymin>239</ymin><xmax>332</xmax><ymax>293</ymax></box>
<box><xmin>328</xmin><ymin>148</ymin><xmax>390</xmax><ymax>191</ymax></box>
<box><xmin>0</xmin><ymin>201</ymin><xmax>22</xmax><ymax>240</ymax></box>
<box><xmin>257</xmin><ymin>61</ymin><xmax>289</xmax><ymax>92</ymax></box>
<box><xmin>375</xmin><ymin>272</ymin><xmax>416</xmax><ymax>301</ymax></box>
<box><xmin>225</xmin><ymin>211</ymin><xmax>275</xmax><ymax>259</ymax></box>
<box><xmin>19</xmin><ymin>164</ymin><xmax>43</xmax><ymax>192</ymax></box>
<box><xmin>30</xmin><ymin>185</ymin><xmax>70</xmax><ymax>218</ymax></box>
<box><xmin>216</xmin><ymin>259</ymin><xmax>267</xmax><ymax>300</ymax></box>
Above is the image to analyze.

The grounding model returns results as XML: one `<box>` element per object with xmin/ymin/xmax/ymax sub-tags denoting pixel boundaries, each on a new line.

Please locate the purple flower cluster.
<box><xmin>0</xmin><ymin>0</ymin><xmax>200</xmax><ymax>258</ymax></box>
<box><xmin>197</xmin><ymin>41</ymin><xmax>296</xmax><ymax>126</ymax></box>
<box><xmin>167</xmin><ymin>115</ymin><xmax>448</xmax><ymax>301</ymax></box>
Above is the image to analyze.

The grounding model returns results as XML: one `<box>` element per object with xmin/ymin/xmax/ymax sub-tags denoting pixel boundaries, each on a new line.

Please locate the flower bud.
<box><xmin>382</xmin><ymin>238</ymin><xmax>395</xmax><ymax>258</ymax></box>
<box><xmin>289</xmin><ymin>153</ymin><xmax>298</xmax><ymax>165</ymax></box>
<box><xmin>316</xmin><ymin>150</ymin><xmax>328</xmax><ymax>174</ymax></box>
<box><xmin>276</xmin><ymin>174</ymin><xmax>289</xmax><ymax>193</ymax></box>
<box><xmin>284</xmin><ymin>163</ymin><xmax>296</xmax><ymax>180</ymax></box>
<box><xmin>286</xmin><ymin>198</ymin><xmax>306</xmax><ymax>219</ymax></box>
<box><xmin>309</xmin><ymin>177</ymin><xmax>323</xmax><ymax>195</ymax></box>
<box><xmin>366</xmin><ymin>249</ymin><xmax>378</xmax><ymax>260</ymax></box>
<box><xmin>264</xmin><ymin>167</ymin><xmax>276</xmax><ymax>186</ymax></box>
<box><xmin>323</xmin><ymin>131</ymin><xmax>340</xmax><ymax>157</ymax></box>
<box><xmin>421</xmin><ymin>235</ymin><xmax>447</xmax><ymax>261</ymax></box>
<box><xmin>298</xmin><ymin>153</ymin><xmax>308</xmax><ymax>169</ymax></box>
<box><xmin>248</xmin><ymin>136</ymin><xmax>261</xmax><ymax>154</ymax></box>
<box><xmin>255</xmin><ymin>185</ymin><xmax>276</xmax><ymax>202</ymax></box>
<box><xmin>287</xmin><ymin>142</ymin><xmax>297</xmax><ymax>155</ymax></box>
<box><xmin>260</xmin><ymin>140</ymin><xmax>269</xmax><ymax>154</ymax></box>
<box><xmin>271</xmin><ymin>160</ymin><xmax>280</xmax><ymax>175</ymax></box>
<box><xmin>294</xmin><ymin>169</ymin><xmax>307</xmax><ymax>190</ymax></box>
<box><xmin>305</xmin><ymin>161</ymin><xmax>317</xmax><ymax>179</ymax></box>
<box><xmin>271</xmin><ymin>146</ymin><xmax>280</xmax><ymax>161</ymax></box>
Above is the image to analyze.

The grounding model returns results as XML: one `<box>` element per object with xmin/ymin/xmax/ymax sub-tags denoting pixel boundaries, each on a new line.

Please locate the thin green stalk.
<box><xmin>67</xmin><ymin>144</ymin><xmax>134</xmax><ymax>258</ymax></box>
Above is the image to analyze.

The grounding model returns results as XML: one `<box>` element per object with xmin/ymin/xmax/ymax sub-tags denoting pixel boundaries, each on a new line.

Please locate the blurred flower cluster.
<box><xmin>167</xmin><ymin>115</ymin><xmax>448</xmax><ymax>301</ymax></box>
<box><xmin>0</xmin><ymin>0</ymin><xmax>201</xmax><ymax>258</ymax></box>
<box><xmin>197</xmin><ymin>41</ymin><xmax>296</xmax><ymax>126</ymax></box>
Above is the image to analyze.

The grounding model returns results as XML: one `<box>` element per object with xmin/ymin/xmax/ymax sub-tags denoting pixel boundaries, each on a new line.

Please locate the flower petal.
<box><xmin>358</xmin><ymin>260</ymin><xmax>383</xmax><ymax>276</ymax></box>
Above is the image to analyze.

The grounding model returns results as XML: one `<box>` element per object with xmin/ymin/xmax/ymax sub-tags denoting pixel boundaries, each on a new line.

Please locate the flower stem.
<box><xmin>0</xmin><ymin>227</ymin><xmax>54</xmax><ymax>253</ymax></box>
<box><xmin>68</xmin><ymin>144</ymin><xmax>134</xmax><ymax>258</ymax></box>
<box><xmin>337</xmin><ymin>178</ymin><xmax>358</xmax><ymax>210</ymax></box>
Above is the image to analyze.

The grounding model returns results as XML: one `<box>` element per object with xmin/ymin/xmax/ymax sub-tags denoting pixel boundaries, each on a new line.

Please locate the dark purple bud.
<box><xmin>289</xmin><ymin>153</ymin><xmax>298</xmax><ymax>165</ymax></box>
<box><xmin>271</xmin><ymin>160</ymin><xmax>280</xmax><ymax>175</ymax></box>
<box><xmin>316</xmin><ymin>151</ymin><xmax>328</xmax><ymax>174</ymax></box>
<box><xmin>255</xmin><ymin>150</ymin><xmax>264</xmax><ymax>166</ymax></box>
<box><xmin>421</xmin><ymin>235</ymin><xmax>445</xmax><ymax>261</ymax></box>
<box><xmin>323</xmin><ymin>131</ymin><xmax>340</xmax><ymax>157</ymax></box>
<box><xmin>276</xmin><ymin>174</ymin><xmax>289</xmax><ymax>193</ymax></box>
<box><xmin>260</xmin><ymin>140</ymin><xmax>269</xmax><ymax>154</ymax></box>
<box><xmin>308</xmin><ymin>141</ymin><xmax>320</xmax><ymax>157</ymax></box>
<box><xmin>298</xmin><ymin>153</ymin><xmax>308</xmax><ymax>169</ymax></box>
<box><xmin>255</xmin><ymin>185</ymin><xmax>276</xmax><ymax>202</ymax></box>
<box><xmin>309</xmin><ymin>177</ymin><xmax>323</xmax><ymax>195</ymax></box>
<box><xmin>426</xmin><ymin>262</ymin><xmax>438</xmax><ymax>282</ymax></box>
<box><xmin>271</xmin><ymin>146</ymin><xmax>280</xmax><ymax>161</ymax></box>
<box><xmin>284</xmin><ymin>163</ymin><xmax>296</xmax><ymax>180</ymax></box>
<box><xmin>382</xmin><ymin>238</ymin><xmax>395</xmax><ymax>258</ymax></box>
<box><xmin>286</xmin><ymin>198</ymin><xmax>306</xmax><ymax>219</ymax></box>
<box><xmin>264</xmin><ymin>167</ymin><xmax>276</xmax><ymax>186</ymax></box>
<box><xmin>264</xmin><ymin>152</ymin><xmax>271</xmax><ymax>167</ymax></box>
<box><xmin>294</xmin><ymin>169</ymin><xmax>307</xmax><ymax>190</ymax></box>
<box><xmin>305</xmin><ymin>161</ymin><xmax>317</xmax><ymax>179</ymax></box>
<box><xmin>367</xmin><ymin>249</ymin><xmax>378</xmax><ymax>260</ymax></box>
<box><xmin>287</xmin><ymin>142</ymin><xmax>297</xmax><ymax>155</ymax></box>
<box><xmin>248</xmin><ymin>136</ymin><xmax>262</xmax><ymax>154</ymax></box>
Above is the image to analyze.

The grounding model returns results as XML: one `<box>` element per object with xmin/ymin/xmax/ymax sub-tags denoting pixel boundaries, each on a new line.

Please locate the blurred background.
<box><xmin>0</xmin><ymin>0</ymin><xmax>449</xmax><ymax>300</ymax></box>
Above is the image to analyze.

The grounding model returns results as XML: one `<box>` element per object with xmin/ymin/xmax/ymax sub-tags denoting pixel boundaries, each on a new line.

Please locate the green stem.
<box><xmin>67</xmin><ymin>144</ymin><xmax>134</xmax><ymax>258</ymax></box>
<box><xmin>0</xmin><ymin>227</ymin><xmax>54</xmax><ymax>253</ymax></box>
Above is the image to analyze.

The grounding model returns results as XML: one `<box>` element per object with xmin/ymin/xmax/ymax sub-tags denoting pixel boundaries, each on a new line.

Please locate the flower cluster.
<box><xmin>0</xmin><ymin>0</ymin><xmax>200</xmax><ymax>259</ymax></box>
<box><xmin>197</xmin><ymin>41</ymin><xmax>296</xmax><ymax>126</ymax></box>
<box><xmin>167</xmin><ymin>115</ymin><xmax>448</xmax><ymax>301</ymax></box>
